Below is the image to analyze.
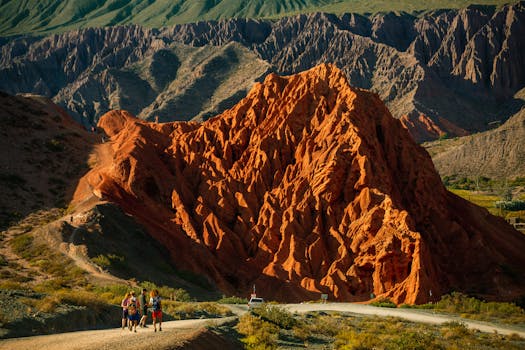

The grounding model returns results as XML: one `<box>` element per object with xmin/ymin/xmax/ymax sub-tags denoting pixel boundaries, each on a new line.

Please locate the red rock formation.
<box><xmin>400</xmin><ymin>113</ymin><xmax>469</xmax><ymax>142</ymax></box>
<box><xmin>74</xmin><ymin>64</ymin><xmax>525</xmax><ymax>304</ymax></box>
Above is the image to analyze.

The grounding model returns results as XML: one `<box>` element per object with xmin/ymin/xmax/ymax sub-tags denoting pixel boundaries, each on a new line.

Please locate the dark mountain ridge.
<box><xmin>1</xmin><ymin>2</ymin><xmax>525</xmax><ymax>141</ymax></box>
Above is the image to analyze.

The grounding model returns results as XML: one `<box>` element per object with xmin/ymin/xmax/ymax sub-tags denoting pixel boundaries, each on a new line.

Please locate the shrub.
<box><xmin>91</xmin><ymin>255</ymin><xmax>111</xmax><ymax>268</ymax></box>
<box><xmin>370</xmin><ymin>298</ymin><xmax>397</xmax><ymax>308</ymax></box>
<box><xmin>0</xmin><ymin>281</ymin><xmax>26</xmax><ymax>290</ymax></box>
<box><xmin>433</xmin><ymin>293</ymin><xmax>525</xmax><ymax>324</ymax></box>
<box><xmin>335</xmin><ymin>330</ymin><xmax>381</xmax><ymax>350</ymax></box>
<box><xmin>387</xmin><ymin>331</ymin><xmax>441</xmax><ymax>350</ymax></box>
<box><xmin>305</xmin><ymin>314</ymin><xmax>346</xmax><ymax>337</ymax></box>
<box><xmin>440</xmin><ymin>321</ymin><xmax>471</xmax><ymax>340</ymax></box>
<box><xmin>510</xmin><ymin>177</ymin><xmax>525</xmax><ymax>187</ymax></box>
<box><xmin>252</xmin><ymin>305</ymin><xmax>297</xmax><ymax>329</ymax></box>
<box><xmin>162</xmin><ymin>301</ymin><xmax>232</xmax><ymax>319</ymax></box>
<box><xmin>139</xmin><ymin>281</ymin><xmax>190</xmax><ymax>302</ymax></box>
<box><xmin>495</xmin><ymin>200</ymin><xmax>525</xmax><ymax>211</ymax></box>
<box><xmin>55</xmin><ymin>290</ymin><xmax>108</xmax><ymax>312</ymax></box>
<box><xmin>92</xmin><ymin>284</ymin><xmax>131</xmax><ymax>305</ymax></box>
<box><xmin>91</xmin><ymin>254</ymin><xmax>124</xmax><ymax>269</ymax></box>
<box><xmin>218</xmin><ymin>295</ymin><xmax>248</xmax><ymax>304</ymax></box>
<box><xmin>10</xmin><ymin>234</ymin><xmax>34</xmax><ymax>257</ymax></box>
<box><xmin>35</xmin><ymin>295</ymin><xmax>61</xmax><ymax>313</ymax></box>
<box><xmin>237</xmin><ymin>313</ymin><xmax>279</xmax><ymax>350</ymax></box>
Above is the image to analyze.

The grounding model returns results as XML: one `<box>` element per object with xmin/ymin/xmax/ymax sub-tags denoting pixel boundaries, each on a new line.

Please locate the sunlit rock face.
<box><xmin>76</xmin><ymin>65</ymin><xmax>525</xmax><ymax>304</ymax></box>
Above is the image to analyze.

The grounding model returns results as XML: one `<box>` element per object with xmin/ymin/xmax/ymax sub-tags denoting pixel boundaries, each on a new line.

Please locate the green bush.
<box><xmin>252</xmin><ymin>305</ymin><xmax>297</xmax><ymax>329</ymax></box>
<box><xmin>432</xmin><ymin>292</ymin><xmax>525</xmax><ymax>324</ymax></box>
<box><xmin>335</xmin><ymin>330</ymin><xmax>382</xmax><ymax>350</ymax></box>
<box><xmin>10</xmin><ymin>234</ymin><xmax>34</xmax><ymax>256</ymax></box>
<box><xmin>387</xmin><ymin>331</ymin><xmax>441</xmax><ymax>350</ymax></box>
<box><xmin>218</xmin><ymin>295</ymin><xmax>248</xmax><ymax>304</ymax></box>
<box><xmin>237</xmin><ymin>313</ymin><xmax>279</xmax><ymax>350</ymax></box>
<box><xmin>91</xmin><ymin>284</ymin><xmax>131</xmax><ymax>305</ymax></box>
<box><xmin>91</xmin><ymin>254</ymin><xmax>124</xmax><ymax>268</ymax></box>
<box><xmin>139</xmin><ymin>281</ymin><xmax>190</xmax><ymax>302</ymax></box>
<box><xmin>495</xmin><ymin>200</ymin><xmax>525</xmax><ymax>211</ymax></box>
<box><xmin>163</xmin><ymin>301</ymin><xmax>232</xmax><ymax>319</ymax></box>
<box><xmin>370</xmin><ymin>298</ymin><xmax>397</xmax><ymax>308</ymax></box>
<box><xmin>510</xmin><ymin>177</ymin><xmax>525</xmax><ymax>187</ymax></box>
<box><xmin>304</xmin><ymin>313</ymin><xmax>346</xmax><ymax>337</ymax></box>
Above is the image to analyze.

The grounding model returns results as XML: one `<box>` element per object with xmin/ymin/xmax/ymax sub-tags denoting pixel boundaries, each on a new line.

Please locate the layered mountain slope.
<box><xmin>0</xmin><ymin>0</ymin><xmax>514</xmax><ymax>37</ymax></box>
<box><xmin>75</xmin><ymin>65</ymin><xmax>525</xmax><ymax>304</ymax></box>
<box><xmin>426</xmin><ymin>105</ymin><xmax>525</xmax><ymax>179</ymax></box>
<box><xmin>2</xmin><ymin>3</ymin><xmax>524</xmax><ymax>141</ymax></box>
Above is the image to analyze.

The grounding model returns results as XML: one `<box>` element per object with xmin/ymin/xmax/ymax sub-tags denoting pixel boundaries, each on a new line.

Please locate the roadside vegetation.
<box><xmin>401</xmin><ymin>292</ymin><xmax>525</xmax><ymax>326</ymax></box>
<box><xmin>237</xmin><ymin>306</ymin><xmax>525</xmax><ymax>350</ymax></box>
<box><xmin>218</xmin><ymin>296</ymin><xmax>249</xmax><ymax>304</ymax></box>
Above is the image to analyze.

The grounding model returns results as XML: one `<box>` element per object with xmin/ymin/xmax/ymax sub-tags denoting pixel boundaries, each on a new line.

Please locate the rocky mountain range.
<box><xmin>2</xmin><ymin>2</ymin><xmax>525</xmax><ymax>141</ymax></box>
<box><xmin>74</xmin><ymin>64</ymin><xmax>525</xmax><ymax>304</ymax></box>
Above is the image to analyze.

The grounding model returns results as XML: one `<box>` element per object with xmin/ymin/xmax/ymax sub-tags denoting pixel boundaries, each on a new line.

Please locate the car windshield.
<box><xmin>250</xmin><ymin>298</ymin><xmax>263</xmax><ymax>302</ymax></box>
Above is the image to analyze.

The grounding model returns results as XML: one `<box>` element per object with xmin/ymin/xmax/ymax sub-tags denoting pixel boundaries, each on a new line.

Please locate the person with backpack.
<box><xmin>121</xmin><ymin>292</ymin><xmax>131</xmax><ymax>330</ymax></box>
<box><xmin>150</xmin><ymin>289</ymin><xmax>162</xmax><ymax>332</ymax></box>
<box><xmin>138</xmin><ymin>288</ymin><xmax>148</xmax><ymax>328</ymax></box>
<box><xmin>127</xmin><ymin>291</ymin><xmax>141</xmax><ymax>332</ymax></box>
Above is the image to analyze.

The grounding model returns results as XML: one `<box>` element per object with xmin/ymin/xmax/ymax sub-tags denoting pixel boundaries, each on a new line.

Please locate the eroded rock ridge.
<box><xmin>76</xmin><ymin>65</ymin><xmax>525</xmax><ymax>303</ymax></box>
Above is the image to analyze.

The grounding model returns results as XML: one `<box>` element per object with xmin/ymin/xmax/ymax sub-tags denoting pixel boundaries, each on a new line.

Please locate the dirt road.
<box><xmin>0</xmin><ymin>317</ymin><xmax>236</xmax><ymax>350</ymax></box>
<box><xmin>2</xmin><ymin>304</ymin><xmax>524</xmax><ymax>349</ymax></box>
<box><xmin>284</xmin><ymin>303</ymin><xmax>525</xmax><ymax>337</ymax></box>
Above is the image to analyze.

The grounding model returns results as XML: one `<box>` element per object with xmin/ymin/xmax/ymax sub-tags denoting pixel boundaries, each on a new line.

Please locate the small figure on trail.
<box><xmin>150</xmin><ymin>289</ymin><xmax>162</xmax><ymax>332</ymax></box>
<box><xmin>127</xmin><ymin>291</ymin><xmax>141</xmax><ymax>332</ymax></box>
<box><xmin>121</xmin><ymin>292</ymin><xmax>131</xmax><ymax>330</ymax></box>
<box><xmin>138</xmin><ymin>288</ymin><xmax>148</xmax><ymax>328</ymax></box>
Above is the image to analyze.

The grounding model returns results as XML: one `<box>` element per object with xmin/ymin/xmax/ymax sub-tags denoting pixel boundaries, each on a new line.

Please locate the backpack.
<box><xmin>128</xmin><ymin>298</ymin><xmax>138</xmax><ymax>315</ymax></box>
<box><xmin>152</xmin><ymin>297</ymin><xmax>161</xmax><ymax>311</ymax></box>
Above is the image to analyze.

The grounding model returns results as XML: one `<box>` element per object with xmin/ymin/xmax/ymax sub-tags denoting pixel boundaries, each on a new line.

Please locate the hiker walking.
<box><xmin>121</xmin><ymin>292</ymin><xmax>131</xmax><ymax>329</ymax></box>
<box><xmin>150</xmin><ymin>289</ymin><xmax>162</xmax><ymax>332</ymax></box>
<box><xmin>127</xmin><ymin>291</ymin><xmax>141</xmax><ymax>332</ymax></box>
<box><xmin>138</xmin><ymin>288</ymin><xmax>148</xmax><ymax>328</ymax></box>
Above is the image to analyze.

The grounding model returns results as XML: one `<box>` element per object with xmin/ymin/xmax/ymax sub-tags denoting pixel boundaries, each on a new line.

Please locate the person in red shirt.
<box><xmin>149</xmin><ymin>289</ymin><xmax>162</xmax><ymax>332</ymax></box>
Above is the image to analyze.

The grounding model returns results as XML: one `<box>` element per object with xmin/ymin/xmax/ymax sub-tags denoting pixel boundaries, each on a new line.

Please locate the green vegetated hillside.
<box><xmin>0</xmin><ymin>0</ymin><xmax>517</xmax><ymax>36</ymax></box>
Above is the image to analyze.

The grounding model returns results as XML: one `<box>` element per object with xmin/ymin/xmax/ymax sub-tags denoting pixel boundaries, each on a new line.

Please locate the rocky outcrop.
<box><xmin>75</xmin><ymin>65</ymin><xmax>525</xmax><ymax>304</ymax></box>
<box><xmin>2</xmin><ymin>2</ymin><xmax>525</xmax><ymax>141</ymax></box>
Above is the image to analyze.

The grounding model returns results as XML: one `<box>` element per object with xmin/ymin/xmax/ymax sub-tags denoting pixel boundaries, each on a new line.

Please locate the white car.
<box><xmin>248</xmin><ymin>297</ymin><xmax>264</xmax><ymax>309</ymax></box>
